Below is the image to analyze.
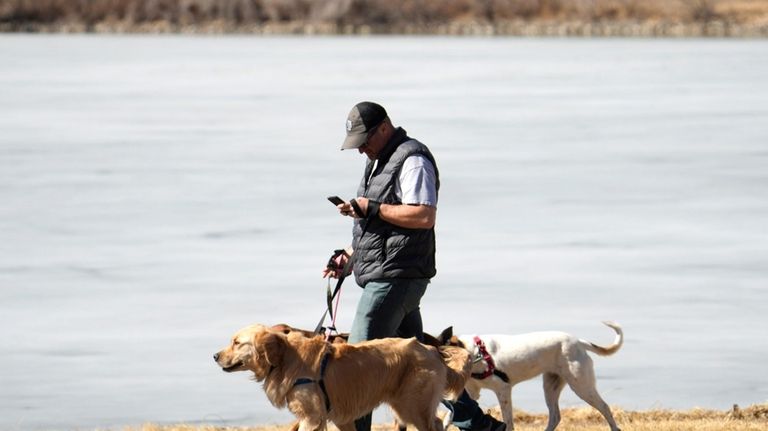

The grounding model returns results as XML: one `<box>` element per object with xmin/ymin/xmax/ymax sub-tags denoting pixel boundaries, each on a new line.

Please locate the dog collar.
<box><xmin>471</xmin><ymin>336</ymin><xmax>510</xmax><ymax>383</ymax></box>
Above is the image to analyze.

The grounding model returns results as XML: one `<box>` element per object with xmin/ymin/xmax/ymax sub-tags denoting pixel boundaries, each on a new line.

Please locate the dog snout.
<box><xmin>213</xmin><ymin>352</ymin><xmax>220</xmax><ymax>362</ymax></box>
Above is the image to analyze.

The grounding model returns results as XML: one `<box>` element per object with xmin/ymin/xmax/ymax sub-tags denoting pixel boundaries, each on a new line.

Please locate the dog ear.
<box><xmin>270</xmin><ymin>323</ymin><xmax>294</xmax><ymax>335</ymax></box>
<box><xmin>261</xmin><ymin>332</ymin><xmax>285</xmax><ymax>367</ymax></box>
<box><xmin>437</xmin><ymin>326</ymin><xmax>453</xmax><ymax>345</ymax></box>
<box><xmin>449</xmin><ymin>335</ymin><xmax>464</xmax><ymax>348</ymax></box>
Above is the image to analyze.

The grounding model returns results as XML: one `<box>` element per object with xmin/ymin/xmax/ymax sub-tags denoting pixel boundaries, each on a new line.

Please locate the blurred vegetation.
<box><xmin>1</xmin><ymin>0</ymin><xmax>767</xmax><ymax>34</ymax></box>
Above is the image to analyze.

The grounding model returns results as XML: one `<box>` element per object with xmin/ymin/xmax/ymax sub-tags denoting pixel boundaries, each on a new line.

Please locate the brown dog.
<box><xmin>214</xmin><ymin>324</ymin><xmax>470</xmax><ymax>431</ymax></box>
<box><xmin>269</xmin><ymin>323</ymin><xmax>349</xmax><ymax>344</ymax></box>
<box><xmin>270</xmin><ymin>323</ymin><xmax>445</xmax><ymax>348</ymax></box>
<box><xmin>268</xmin><ymin>324</ymin><xmax>449</xmax><ymax>431</ymax></box>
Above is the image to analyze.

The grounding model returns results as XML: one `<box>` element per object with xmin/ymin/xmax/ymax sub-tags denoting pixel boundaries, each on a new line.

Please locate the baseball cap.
<box><xmin>341</xmin><ymin>101</ymin><xmax>387</xmax><ymax>150</ymax></box>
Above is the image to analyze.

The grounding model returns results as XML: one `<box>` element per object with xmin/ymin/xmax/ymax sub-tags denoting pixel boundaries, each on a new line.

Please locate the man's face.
<box><xmin>358</xmin><ymin>124</ymin><xmax>385</xmax><ymax>160</ymax></box>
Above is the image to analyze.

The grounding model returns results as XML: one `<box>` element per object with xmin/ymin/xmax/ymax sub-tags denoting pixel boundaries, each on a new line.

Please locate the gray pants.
<box><xmin>348</xmin><ymin>278</ymin><xmax>428</xmax><ymax>431</ymax></box>
<box><xmin>348</xmin><ymin>278</ymin><xmax>428</xmax><ymax>344</ymax></box>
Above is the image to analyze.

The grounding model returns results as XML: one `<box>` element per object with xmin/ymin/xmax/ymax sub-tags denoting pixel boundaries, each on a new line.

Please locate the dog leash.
<box><xmin>472</xmin><ymin>336</ymin><xmax>510</xmax><ymax>383</ymax></box>
<box><xmin>325</xmin><ymin>276</ymin><xmax>344</xmax><ymax>341</ymax></box>
<box><xmin>313</xmin><ymin>201</ymin><xmax>372</xmax><ymax>338</ymax></box>
<box><xmin>313</xmin><ymin>277</ymin><xmax>344</xmax><ymax>337</ymax></box>
<box><xmin>313</xmin><ymin>249</ymin><xmax>352</xmax><ymax>337</ymax></box>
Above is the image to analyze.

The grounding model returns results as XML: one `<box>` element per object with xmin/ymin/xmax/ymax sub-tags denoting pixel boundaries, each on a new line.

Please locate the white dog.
<box><xmin>436</xmin><ymin>321</ymin><xmax>623</xmax><ymax>431</ymax></box>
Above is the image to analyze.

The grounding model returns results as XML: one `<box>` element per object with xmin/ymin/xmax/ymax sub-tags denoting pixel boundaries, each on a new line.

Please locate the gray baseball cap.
<box><xmin>341</xmin><ymin>101</ymin><xmax>387</xmax><ymax>150</ymax></box>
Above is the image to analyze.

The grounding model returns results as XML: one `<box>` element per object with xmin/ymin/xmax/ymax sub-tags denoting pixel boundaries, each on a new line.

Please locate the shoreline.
<box><xmin>3</xmin><ymin>20</ymin><xmax>768</xmax><ymax>37</ymax></box>
<box><xmin>118</xmin><ymin>404</ymin><xmax>768</xmax><ymax>431</ymax></box>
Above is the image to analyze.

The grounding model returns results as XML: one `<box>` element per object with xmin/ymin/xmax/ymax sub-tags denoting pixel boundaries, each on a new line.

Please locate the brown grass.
<box><xmin>119</xmin><ymin>403</ymin><xmax>768</xmax><ymax>431</ymax></box>
<box><xmin>2</xmin><ymin>0</ymin><xmax>768</xmax><ymax>32</ymax></box>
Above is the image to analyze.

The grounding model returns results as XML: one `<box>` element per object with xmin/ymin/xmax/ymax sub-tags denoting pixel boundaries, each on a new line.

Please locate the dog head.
<box><xmin>214</xmin><ymin>324</ymin><xmax>286</xmax><ymax>381</ymax></box>
<box><xmin>432</xmin><ymin>326</ymin><xmax>466</xmax><ymax>349</ymax></box>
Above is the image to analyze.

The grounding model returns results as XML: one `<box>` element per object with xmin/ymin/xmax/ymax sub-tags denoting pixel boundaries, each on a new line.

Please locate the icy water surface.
<box><xmin>1</xmin><ymin>35</ymin><xmax>767</xmax><ymax>430</ymax></box>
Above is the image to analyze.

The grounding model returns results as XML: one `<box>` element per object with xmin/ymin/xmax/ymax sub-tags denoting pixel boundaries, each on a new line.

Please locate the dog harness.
<box><xmin>472</xmin><ymin>336</ymin><xmax>510</xmax><ymax>383</ymax></box>
<box><xmin>293</xmin><ymin>351</ymin><xmax>332</xmax><ymax>412</ymax></box>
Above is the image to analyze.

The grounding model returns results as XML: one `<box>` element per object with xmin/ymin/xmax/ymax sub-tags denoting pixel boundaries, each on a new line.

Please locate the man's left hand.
<box><xmin>351</xmin><ymin>197</ymin><xmax>369</xmax><ymax>218</ymax></box>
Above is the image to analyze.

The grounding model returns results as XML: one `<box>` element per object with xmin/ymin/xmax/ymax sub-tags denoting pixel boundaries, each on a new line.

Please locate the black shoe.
<box><xmin>473</xmin><ymin>414</ymin><xmax>506</xmax><ymax>431</ymax></box>
<box><xmin>488</xmin><ymin>416</ymin><xmax>507</xmax><ymax>431</ymax></box>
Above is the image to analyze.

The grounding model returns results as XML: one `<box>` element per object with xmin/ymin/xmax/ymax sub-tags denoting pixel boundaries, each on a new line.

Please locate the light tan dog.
<box><xmin>437</xmin><ymin>322</ymin><xmax>624</xmax><ymax>431</ymax></box>
<box><xmin>214</xmin><ymin>324</ymin><xmax>471</xmax><ymax>431</ymax></box>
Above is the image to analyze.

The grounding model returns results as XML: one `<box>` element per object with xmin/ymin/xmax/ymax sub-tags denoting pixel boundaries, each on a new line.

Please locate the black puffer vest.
<box><xmin>352</xmin><ymin>127</ymin><xmax>440</xmax><ymax>286</ymax></box>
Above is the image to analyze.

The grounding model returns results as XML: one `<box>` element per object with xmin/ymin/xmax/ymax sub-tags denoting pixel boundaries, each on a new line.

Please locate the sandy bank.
<box><xmin>122</xmin><ymin>404</ymin><xmax>767</xmax><ymax>431</ymax></box>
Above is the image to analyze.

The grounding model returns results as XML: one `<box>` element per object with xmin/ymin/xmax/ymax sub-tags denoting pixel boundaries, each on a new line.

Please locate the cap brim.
<box><xmin>341</xmin><ymin>133</ymin><xmax>367</xmax><ymax>150</ymax></box>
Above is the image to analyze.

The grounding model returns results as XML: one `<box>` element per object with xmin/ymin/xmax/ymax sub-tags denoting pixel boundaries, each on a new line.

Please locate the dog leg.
<box><xmin>543</xmin><ymin>373</ymin><xmax>566</xmax><ymax>431</ymax></box>
<box><xmin>442</xmin><ymin>412</ymin><xmax>452</xmax><ymax>430</ymax></box>
<box><xmin>297</xmin><ymin>418</ymin><xmax>326</xmax><ymax>431</ymax></box>
<box><xmin>334</xmin><ymin>422</ymin><xmax>355</xmax><ymax>431</ymax></box>
<box><xmin>392</xmin><ymin>408</ymin><xmax>437</xmax><ymax>431</ymax></box>
<box><xmin>564</xmin><ymin>360</ymin><xmax>620</xmax><ymax>431</ymax></box>
<box><xmin>441</xmin><ymin>399</ymin><xmax>454</xmax><ymax>430</ymax></box>
<box><xmin>569</xmin><ymin>385</ymin><xmax>620</xmax><ymax>431</ymax></box>
<box><xmin>494</xmin><ymin>386</ymin><xmax>514</xmax><ymax>430</ymax></box>
<box><xmin>391</xmin><ymin>400</ymin><xmax>441</xmax><ymax>431</ymax></box>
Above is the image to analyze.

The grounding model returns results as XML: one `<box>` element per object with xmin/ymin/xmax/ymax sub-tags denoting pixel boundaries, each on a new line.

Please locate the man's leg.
<box><xmin>395</xmin><ymin>279</ymin><xmax>428</xmax><ymax>341</ymax></box>
<box><xmin>451</xmin><ymin>391</ymin><xmax>487</xmax><ymax>430</ymax></box>
<box><xmin>348</xmin><ymin>279</ymin><xmax>428</xmax><ymax>431</ymax></box>
<box><xmin>349</xmin><ymin>281</ymin><xmax>401</xmax><ymax>343</ymax></box>
<box><xmin>451</xmin><ymin>391</ymin><xmax>506</xmax><ymax>431</ymax></box>
<box><xmin>396</xmin><ymin>307</ymin><xmax>424</xmax><ymax>341</ymax></box>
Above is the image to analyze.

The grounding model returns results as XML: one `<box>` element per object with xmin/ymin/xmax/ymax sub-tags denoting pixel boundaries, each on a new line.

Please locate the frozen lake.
<box><xmin>1</xmin><ymin>35</ymin><xmax>767</xmax><ymax>430</ymax></box>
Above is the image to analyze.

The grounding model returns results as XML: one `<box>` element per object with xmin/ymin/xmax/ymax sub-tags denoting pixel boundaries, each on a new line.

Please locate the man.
<box><xmin>324</xmin><ymin>101</ymin><xmax>505</xmax><ymax>431</ymax></box>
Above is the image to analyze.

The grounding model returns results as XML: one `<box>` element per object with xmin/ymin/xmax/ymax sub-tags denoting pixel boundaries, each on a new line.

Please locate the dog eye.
<box><xmin>233</xmin><ymin>340</ymin><xmax>240</xmax><ymax>346</ymax></box>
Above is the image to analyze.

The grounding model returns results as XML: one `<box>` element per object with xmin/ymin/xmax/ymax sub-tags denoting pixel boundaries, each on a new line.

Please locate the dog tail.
<box><xmin>581</xmin><ymin>321</ymin><xmax>623</xmax><ymax>356</ymax></box>
<box><xmin>438</xmin><ymin>346</ymin><xmax>472</xmax><ymax>401</ymax></box>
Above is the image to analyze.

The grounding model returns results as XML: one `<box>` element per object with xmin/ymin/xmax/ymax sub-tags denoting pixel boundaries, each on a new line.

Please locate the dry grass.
<box><xmin>2</xmin><ymin>0</ymin><xmax>768</xmax><ymax>31</ymax></box>
<box><xmin>488</xmin><ymin>402</ymin><xmax>768</xmax><ymax>431</ymax></box>
<box><xmin>118</xmin><ymin>403</ymin><xmax>768</xmax><ymax>431</ymax></box>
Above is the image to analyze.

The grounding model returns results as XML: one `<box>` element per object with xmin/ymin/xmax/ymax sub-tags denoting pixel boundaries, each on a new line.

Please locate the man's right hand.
<box><xmin>322</xmin><ymin>248</ymin><xmax>352</xmax><ymax>279</ymax></box>
<box><xmin>336</xmin><ymin>201</ymin><xmax>356</xmax><ymax>218</ymax></box>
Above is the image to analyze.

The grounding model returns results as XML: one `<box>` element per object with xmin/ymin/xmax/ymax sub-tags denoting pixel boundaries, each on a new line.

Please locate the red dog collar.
<box><xmin>471</xmin><ymin>336</ymin><xmax>510</xmax><ymax>383</ymax></box>
<box><xmin>472</xmin><ymin>336</ymin><xmax>496</xmax><ymax>380</ymax></box>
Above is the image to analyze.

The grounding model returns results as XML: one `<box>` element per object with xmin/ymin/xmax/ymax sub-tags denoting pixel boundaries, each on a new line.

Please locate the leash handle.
<box><xmin>314</xmin><ymin>249</ymin><xmax>352</xmax><ymax>335</ymax></box>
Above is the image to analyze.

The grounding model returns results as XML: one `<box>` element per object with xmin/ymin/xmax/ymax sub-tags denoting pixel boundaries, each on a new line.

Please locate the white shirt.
<box><xmin>395</xmin><ymin>155</ymin><xmax>438</xmax><ymax>207</ymax></box>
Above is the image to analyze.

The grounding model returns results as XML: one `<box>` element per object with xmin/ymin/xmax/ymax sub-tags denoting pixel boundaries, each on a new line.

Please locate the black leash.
<box><xmin>313</xmin><ymin>198</ymin><xmax>372</xmax><ymax>336</ymax></box>
<box><xmin>314</xmin><ymin>249</ymin><xmax>351</xmax><ymax>335</ymax></box>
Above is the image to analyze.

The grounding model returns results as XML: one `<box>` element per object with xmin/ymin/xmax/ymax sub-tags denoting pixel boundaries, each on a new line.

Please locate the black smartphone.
<box><xmin>327</xmin><ymin>196</ymin><xmax>345</xmax><ymax>206</ymax></box>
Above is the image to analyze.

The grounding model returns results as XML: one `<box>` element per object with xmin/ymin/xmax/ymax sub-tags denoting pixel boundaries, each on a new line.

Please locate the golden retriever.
<box><xmin>214</xmin><ymin>324</ymin><xmax>470</xmax><ymax>431</ymax></box>
<box><xmin>269</xmin><ymin>323</ymin><xmax>445</xmax><ymax>349</ymax></box>
<box><xmin>269</xmin><ymin>323</ymin><xmax>349</xmax><ymax>344</ymax></box>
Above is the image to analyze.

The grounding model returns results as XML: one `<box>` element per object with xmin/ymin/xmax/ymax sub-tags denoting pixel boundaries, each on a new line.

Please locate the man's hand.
<box><xmin>336</xmin><ymin>201</ymin><xmax>356</xmax><ymax>218</ymax></box>
<box><xmin>322</xmin><ymin>248</ymin><xmax>352</xmax><ymax>279</ymax></box>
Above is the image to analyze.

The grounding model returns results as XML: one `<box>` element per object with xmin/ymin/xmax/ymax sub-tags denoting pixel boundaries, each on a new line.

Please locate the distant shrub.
<box><xmin>0</xmin><ymin>0</ymin><xmax>765</xmax><ymax>30</ymax></box>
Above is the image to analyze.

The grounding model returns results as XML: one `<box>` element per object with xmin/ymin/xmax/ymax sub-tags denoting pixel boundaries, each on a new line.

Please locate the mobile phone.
<box><xmin>327</xmin><ymin>196</ymin><xmax>345</xmax><ymax>206</ymax></box>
